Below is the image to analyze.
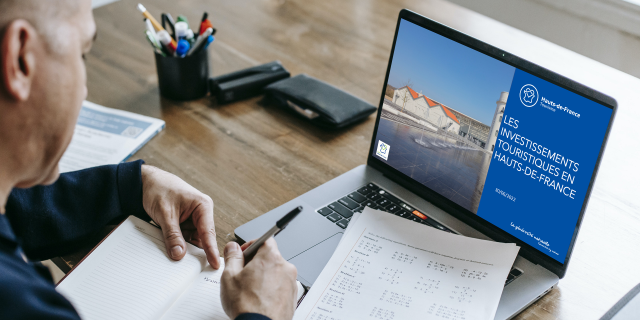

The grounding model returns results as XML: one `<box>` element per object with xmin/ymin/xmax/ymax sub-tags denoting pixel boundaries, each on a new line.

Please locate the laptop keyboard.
<box><xmin>316</xmin><ymin>182</ymin><xmax>524</xmax><ymax>286</ymax></box>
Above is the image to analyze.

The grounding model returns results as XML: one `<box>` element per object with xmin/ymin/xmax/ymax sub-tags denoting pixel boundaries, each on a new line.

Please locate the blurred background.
<box><xmin>94</xmin><ymin>0</ymin><xmax>640</xmax><ymax>78</ymax></box>
<box><xmin>448</xmin><ymin>0</ymin><xmax>640</xmax><ymax>78</ymax></box>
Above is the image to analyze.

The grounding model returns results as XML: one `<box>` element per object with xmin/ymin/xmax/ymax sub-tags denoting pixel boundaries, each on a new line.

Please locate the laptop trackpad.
<box><xmin>288</xmin><ymin>232</ymin><xmax>343</xmax><ymax>286</ymax></box>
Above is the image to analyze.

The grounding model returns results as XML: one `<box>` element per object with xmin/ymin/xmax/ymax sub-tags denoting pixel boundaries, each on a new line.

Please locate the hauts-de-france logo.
<box><xmin>519</xmin><ymin>84</ymin><xmax>538</xmax><ymax>107</ymax></box>
<box><xmin>376</xmin><ymin>140</ymin><xmax>390</xmax><ymax>160</ymax></box>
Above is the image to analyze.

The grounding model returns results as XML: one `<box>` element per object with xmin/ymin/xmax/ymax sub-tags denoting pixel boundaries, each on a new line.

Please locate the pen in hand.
<box><xmin>242</xmin><ymin>206</ymin><xmax>303</xmax><ymax>263</ymax></box>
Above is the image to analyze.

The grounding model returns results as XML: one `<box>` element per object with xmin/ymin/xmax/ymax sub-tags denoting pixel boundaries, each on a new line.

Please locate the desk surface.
<box><xmin>68</xmin><ymin>0</ymin><xmax>640</xmax><ymax>318</ymax></box>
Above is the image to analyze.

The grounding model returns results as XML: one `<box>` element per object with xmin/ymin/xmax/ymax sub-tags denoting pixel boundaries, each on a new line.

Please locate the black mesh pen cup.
<box><xmin>154</xmin><ymin>49</ymin><xmax>209</xmax><ymax>101</ymax></box>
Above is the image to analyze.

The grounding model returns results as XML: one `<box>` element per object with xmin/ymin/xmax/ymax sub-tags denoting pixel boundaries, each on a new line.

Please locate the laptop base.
<box><xmin>235</xmin><ymin>164</ymin><xmax>558</xmax><ymax>320</ymax></box>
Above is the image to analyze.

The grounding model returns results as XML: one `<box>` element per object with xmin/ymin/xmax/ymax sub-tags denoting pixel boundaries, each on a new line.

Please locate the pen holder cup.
<box><xmin>154</xmin><ymin>49</ymin><xmax>209</xmax><ymax>101</ymax></box>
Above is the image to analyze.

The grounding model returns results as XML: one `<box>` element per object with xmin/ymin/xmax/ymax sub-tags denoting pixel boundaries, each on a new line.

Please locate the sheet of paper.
<box><xmin>58</xmin><ymin>101</ymin><xmax>165</xmax><ymax>173</ymax></box>
<box><xmin>160</xmin><ymin>264</ymin><xmax>230</xmax><ymax>320</ymax></box>
<box><xmin>294</xmin><ymin>208</ymin><xmax>519</xmax><ymax>320</ymax></box>
<box><xmin>56</xmin><ymin>216</ymin><xmax>207</xmax><ymax>320</ymax></box>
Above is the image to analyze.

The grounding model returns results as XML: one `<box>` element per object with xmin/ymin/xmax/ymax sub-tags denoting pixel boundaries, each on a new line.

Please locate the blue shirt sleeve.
<box><xmin>235</xmin><ymin>313</ymin><xmax>273</xmax><ymax>320</ymax></box>
<box><xmin>5</xmin><ymin>160</ymin><xmax>149</xmax><ymax>260</ymax></box>
<box><xmin>0</xmin><ymin>160</ymin><xmax>151</xmax><ymax>319</ymax></box>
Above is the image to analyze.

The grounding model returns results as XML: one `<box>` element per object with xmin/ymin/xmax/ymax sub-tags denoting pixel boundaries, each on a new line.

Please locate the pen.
<box><xmin>242</xmin><ymin>206</ymin><xmax>303</xmax><ymax>262</ymax></box>
<box><xmin>175</xmin><ymin>39</ymin><xmax>190</xmax><ymax>57</ymax></box>
<box><xmin>176</xmin><ymin>15</ymin><xmax>189</xmax><ymax>24</ymax></box>
<box><xmin>174</xmin><ymin>21</ymin><xmax>189</xmax><ymax>40</ymax></box>
<box><xmin>198</xmin><ymin>12</ymin><xmax>208</xmax><ymax>36</ymax></box>
<box><xmin>185</xmin><ymin>29</ymin><xmax>195</xmax><ymax>44</ymax></box>
<box><xmin>156</xmin><ymin>30</ymin><xmax>177</xmax><ymax>56</ymax></box>
<box><xmin>137</xmin><ymin>3</ymin><xmax>177</xmax><ymax>47</ymax></box>
<box><xmin>203</xmin><ymin>35</ymin><xmax>214</xmax><ymax>49</ymax></box>
<box><xmin>199</xmin><ymin>18</ymin><xmax>213</xmax><ymax>36</ymax></box>
<box><xmin>144</xmin><ymin>18</ymin><xmax>156</xmax><ymax>37</ymax></box>
<box><xmin>186</xmin><ymin>27</ymin><xmax>212</xmax><ymax>56</ymax></box>
<box><xmin>145</xmin><ymin>30</ymin><xmax>163</xmax><ymax>53</ymax></box>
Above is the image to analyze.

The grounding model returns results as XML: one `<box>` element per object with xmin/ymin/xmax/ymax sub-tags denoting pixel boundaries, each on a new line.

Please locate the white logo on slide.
<box><xmin>519</xmin><ymin>84</ymin><xmax>538</xmax><ymax>107</ymax></box>
<box><xmin>376</xmin><ymin>141</ymin><xmax>391</xmax><ymax>160</ymax></box>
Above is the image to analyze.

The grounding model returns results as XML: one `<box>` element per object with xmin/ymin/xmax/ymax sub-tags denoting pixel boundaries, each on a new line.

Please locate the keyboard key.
<box><xmin>376</xmin><ymin>198</ymin><xmax>390</xmax><ymax>207</ymax></box>
<box><xmin>411</xmin><ymin>210</ymin><xmax>427</xmax><ymax>220</ymax></box>
<box><xmin>398</xmin><ymin>210</ymin><xmax>411</xmax><ymax>218</ymax></box>
<box><xmin>393</xmin><ymin>209</ymin><xmax>405</xmax><ymax>217</ymax></box>
<box><xmin>399</xmin><ymin>203</ymin><xmax>414</xmax><ymax>212</ymax></box>
<box><xmin>339</xmin><ymin>197</ymin><xmax>359</xmax><ymax>210</ymax></box>
<box><xmin>356</xmin><ymin>186</ymin><xmax>372</xmax><ymax>196</ymax></box>
<box><xmin>510</xmin><ymin>269</ymin><xmax>522</xmax><ymax>277</ymax></box>
<box><xmin>317</xmin><ymin>207</ymin><xmax>333</xmax><ymax>216</ymax></box>
<box><xmin>386</xmin><ymin>204</ymin><xmax>401</xmax><ymax>214</ymax></box>
<box><xmin>362</xmin><ymin>201</ymin><xmax>376</xmax><ymax>208</ymax></box>
<box><xmin>421</xmin><ymin>219</ymin><xmax>435</xmax><ymax>227</ymax></box>
<box><xmin>336</xmin><ymin>219</ymin><xmax>349</xmax><ymax>229</ymax></box>
<box><xmin>427</xmin><ymin>218</ymin><xmax>447</xmax><ymax>231</ymax></box>
<box><xmin>378</xmin><ymin>190</ymin><xmax>400</xmax><ymax>204</ymax></box>
<box><xmin>411</xmin><ymin>216</ymin><xmax>423</xmax><ymax>223</ymax></box>
<box><xmin>354</xmin><ymin>206</ymin><xmax>364</xmax><ymax>213</ymax></box>
<box><xmin>328</xmin><ymin>202</ymin><xmax>353</xmax><ymax>218</ymax></box>
<box><xmin>327</xmin><ymin>212</ymin><xmax>342</xmax><ymax>223</ymax></box>
<box><xmin>348</xmin><ymin>192</ymin><xmax>367</xmax><ymax>203</ymax></box>
<box><xmin>367</xmin><ymin>183</ymin><xmax>380</xmax><ymax>190</ymax></box>
<box><xmin>367</xmin><ymin>193</ymin><xmax>382</xmax><ymax>201</ymax></box>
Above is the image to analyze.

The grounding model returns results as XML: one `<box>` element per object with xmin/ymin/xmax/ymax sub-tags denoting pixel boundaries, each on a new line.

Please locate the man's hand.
<box><xmin>141</xmin><ymin>165</ymin><xmax>220</xmax><ymax>269</ymax></box>
<box><xmin>221</xmin><ymin>239</ymin><xmax>298</xmax><ymax>320</ymax></box>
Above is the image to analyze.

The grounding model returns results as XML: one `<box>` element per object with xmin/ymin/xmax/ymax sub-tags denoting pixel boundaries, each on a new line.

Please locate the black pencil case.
<box><xmin>264</xmin><ymin>74</ymin><xmax>376</xmax><ymax>129</ymax></box>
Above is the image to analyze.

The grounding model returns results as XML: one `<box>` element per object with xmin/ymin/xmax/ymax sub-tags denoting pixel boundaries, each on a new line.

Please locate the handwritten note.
<box><xmin>294</xmin><ymin>208</ymin><xmax>519</xmax><ymax>320</ymax></box>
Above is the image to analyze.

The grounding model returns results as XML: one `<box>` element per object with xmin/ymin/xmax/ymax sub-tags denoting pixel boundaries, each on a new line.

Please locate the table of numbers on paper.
<box><xmin>293</xmin><ymin>208</ymin><xmax>520</xmax><ymax>320</ymax></box>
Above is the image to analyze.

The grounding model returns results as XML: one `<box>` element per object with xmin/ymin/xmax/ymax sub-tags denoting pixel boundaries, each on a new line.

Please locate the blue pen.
<box><xmin>204</xmin><ymin>35</ymin><xmax>214</xmax><ymax>49</ymax></box>
<box><xmin>175</xmin><ymin>39</ymin><xmax>190</xmax><ymax>57</ymax></box>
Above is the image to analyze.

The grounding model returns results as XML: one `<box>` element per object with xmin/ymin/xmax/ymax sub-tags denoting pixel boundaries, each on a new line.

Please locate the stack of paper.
<box><xmin>294</xmin><ymin>208</ymin><xmax>520</xmax><ymax>320</ymax></box>
<box><xmin>59</xmin><ymin>101</ymin><xmax>165</xmax><ymax>173</ymax></box>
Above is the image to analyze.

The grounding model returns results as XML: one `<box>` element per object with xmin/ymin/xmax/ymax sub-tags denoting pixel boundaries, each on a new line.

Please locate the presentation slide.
<box><xmin>476</xmin><ymin>69</ymin><xmax>612</xmax><ymax>262</ymax></box>
<box><xmin>372</xmin><ymin>18</ymin><xmax>613</xmax><ymax>263</ymax></box>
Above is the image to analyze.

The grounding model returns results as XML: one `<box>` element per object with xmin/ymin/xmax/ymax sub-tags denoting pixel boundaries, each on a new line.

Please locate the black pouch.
<box><xmin>264</xmin><ymin>74</ymin><xmax>376</xmax><ymax>129</ymax></box>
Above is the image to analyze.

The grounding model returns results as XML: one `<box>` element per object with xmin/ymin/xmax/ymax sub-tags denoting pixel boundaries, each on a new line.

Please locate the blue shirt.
<box><xmin>0</xmin><ymin>160</ymin><xmax>270</xmax><ymax>320</ymax></box>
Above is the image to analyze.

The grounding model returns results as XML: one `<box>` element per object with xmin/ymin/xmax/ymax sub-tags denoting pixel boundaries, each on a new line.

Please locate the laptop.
<box><xmin>236</xmin><ymin>9</ymin><xmax>616</xmax><ymax>319</ymax></box>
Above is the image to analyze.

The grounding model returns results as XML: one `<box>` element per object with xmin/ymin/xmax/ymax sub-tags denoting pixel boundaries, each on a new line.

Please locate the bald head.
<box><xmin>0</xmin><ymin>0</ymin><xmax>80</xmax><ymax>52</ymax></box>
<box><xmin>0</xmin><ymin>0</ymin><xmax>95</xmax><ymax>195</ymax></box>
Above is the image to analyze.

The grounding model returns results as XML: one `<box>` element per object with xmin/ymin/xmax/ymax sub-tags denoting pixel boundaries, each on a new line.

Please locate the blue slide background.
<box><xmin>477</xmin><ymin>69</ymin><xmax>612</xmax><ymax>263</ymax></box>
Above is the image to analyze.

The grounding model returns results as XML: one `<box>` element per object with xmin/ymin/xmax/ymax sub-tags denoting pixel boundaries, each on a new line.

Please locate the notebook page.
<box><xmin>294</xmin><ymin>208</ymin><xmax>520</xmax><ymax>320</ymax></box>
<box><xmin>57</xmin><ymin>216</ymin><xmax>207</xmax><ymax>320</ymax></box>
<box><xmin>159</xmin><ymin>263</ymin><xmax>307</xmax><ymax>319</ymax></box>
<box><xmin>160</xmin><ymin>263</ymin><xmax>230</xmax><ymax>320</ymax></box>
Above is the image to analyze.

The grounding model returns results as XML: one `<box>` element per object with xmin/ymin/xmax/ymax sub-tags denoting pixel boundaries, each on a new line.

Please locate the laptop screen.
<box><xmin>372</xmin><ymin>18</ymin><xmax>613</xmax><ymax>263</ymax></box>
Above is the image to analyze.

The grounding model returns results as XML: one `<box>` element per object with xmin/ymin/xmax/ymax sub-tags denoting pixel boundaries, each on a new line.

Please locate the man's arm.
<box><xmin>5</xmin><ymin>160</ymin><xmax>148</xmax><ymax>260</ymax></box>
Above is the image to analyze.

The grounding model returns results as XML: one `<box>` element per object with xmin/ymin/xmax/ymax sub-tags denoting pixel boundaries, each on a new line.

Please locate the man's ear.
<box><xmin>0</xmin><ymin>20</ymin><xmax>38</xmax><ymax>101</ymax></box>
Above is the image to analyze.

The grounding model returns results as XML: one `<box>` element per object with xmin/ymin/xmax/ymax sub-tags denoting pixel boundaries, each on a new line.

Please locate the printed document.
<box><xmin>58</xmin><ymin>101</ymin><xmax>165</xmax><ymax>173</ymax></box>
<box><xmin>294</xmin><ymin>208</ymin><xmax>520</xmax><ymax>320</ymax></box>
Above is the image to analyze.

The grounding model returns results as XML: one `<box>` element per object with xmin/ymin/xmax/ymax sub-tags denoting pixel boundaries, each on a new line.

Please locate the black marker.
<box><xmin>242</xmin><ymin>206</ymin><xmax>303</xmax><ymax>262</ymax></box>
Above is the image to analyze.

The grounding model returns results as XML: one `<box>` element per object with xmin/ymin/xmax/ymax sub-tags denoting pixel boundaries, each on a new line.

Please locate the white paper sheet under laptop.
<box><xmin>294</xmin><ymin>207</ymin><xmax>520</xmax><ymax>320</ymax></box>
<box><xmin>56</xmin><ymin>216</ymin><xmax>304</xmax><ymax>320</ymax></box>
<box><xmin>58</xmin><ymin>101</ymin><xmax>165</xmax><ymax>173</ymax></box>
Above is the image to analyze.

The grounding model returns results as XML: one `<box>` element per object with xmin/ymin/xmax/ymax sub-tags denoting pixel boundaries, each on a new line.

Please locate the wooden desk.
<box><xmin>67</xmin><ymin>0</ymin><xmax>640</xmax><ymax>318</ymax></box>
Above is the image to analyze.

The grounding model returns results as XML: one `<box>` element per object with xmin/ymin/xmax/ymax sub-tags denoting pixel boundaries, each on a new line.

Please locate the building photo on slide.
<box><xmin>374</xmin><ymin>19</ymin><xmax>516</xmax><ymax>213</ymax></box>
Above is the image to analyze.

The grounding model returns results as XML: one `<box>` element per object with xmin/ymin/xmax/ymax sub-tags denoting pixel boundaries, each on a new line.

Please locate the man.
<box><xmin>0</xmin><ymin>1</ymin><xmax>298</xmax><ymax>319</ymax></box>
